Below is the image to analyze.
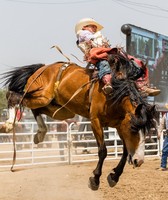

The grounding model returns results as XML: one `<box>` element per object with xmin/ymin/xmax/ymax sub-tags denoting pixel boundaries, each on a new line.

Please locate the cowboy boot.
<box><xmin>141</xmin><ymin>86</ymin><xmax>161</xmax><ymax>96</ymax></box>
<box><xmin>102</xmin><ymin>74</ymin><xmax>112</xmax><ymax>94</ymax></box>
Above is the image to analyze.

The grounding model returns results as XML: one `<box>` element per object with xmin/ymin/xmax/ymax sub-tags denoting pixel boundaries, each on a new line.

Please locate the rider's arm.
<box><xmin>158</xmin><ymin>114</ymin><xmax>166</xmax><ymax>139</ymax></box>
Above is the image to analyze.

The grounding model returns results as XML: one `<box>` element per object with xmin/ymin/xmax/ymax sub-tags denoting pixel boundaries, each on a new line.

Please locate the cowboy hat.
<box><xmin>75</xmin><ymin>18</ymin><xmax>103</xmax><ymax>34</ymax></box>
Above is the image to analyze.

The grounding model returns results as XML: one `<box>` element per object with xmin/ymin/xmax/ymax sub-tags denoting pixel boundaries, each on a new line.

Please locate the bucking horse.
<box><xmin>1</xmin><ymin>47</ymin><xmax>158</xmax><ymax>190</ymax></box>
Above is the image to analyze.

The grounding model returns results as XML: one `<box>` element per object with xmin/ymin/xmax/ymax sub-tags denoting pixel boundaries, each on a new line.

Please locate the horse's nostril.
<box><xmin>133</xmin><ymin>159</ymin><xmax>144</xmax><ymax>167</ymax></box>
<box><xmin>133</xmin><ymin>159</ymin><xmax>138</xmax><ymax>167</ymax></box>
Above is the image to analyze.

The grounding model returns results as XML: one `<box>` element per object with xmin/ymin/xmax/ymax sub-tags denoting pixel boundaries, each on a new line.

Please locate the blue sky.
<box><xmin>0</xmin><ymin>0</ymin><xmax>168</xmax><ymax>73</ymax></box>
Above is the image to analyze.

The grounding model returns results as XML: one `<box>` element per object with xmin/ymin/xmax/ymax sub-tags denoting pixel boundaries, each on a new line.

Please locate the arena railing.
<box><xmin>0</xmin><ymin>121</ymin><xmax>161</xmax><ymax>169</ymax></box>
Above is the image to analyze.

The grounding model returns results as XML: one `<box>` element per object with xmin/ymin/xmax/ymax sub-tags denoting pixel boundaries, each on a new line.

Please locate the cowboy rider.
<box><xmin>75</xmin><ymin>17</ymin><xmax>161</xmax><ymax>96</ymax></box>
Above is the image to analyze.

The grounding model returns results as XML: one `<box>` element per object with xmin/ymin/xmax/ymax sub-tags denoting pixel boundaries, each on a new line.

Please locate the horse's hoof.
<box><xmin>88</xmin><ymin>177</ymin><xmax>99</xmax><ymax>191</ymax></box>
<box><xmin>34</xmin><ymin>134</ymin><xmax>39</xmax><ymax>144</ymax></box>
<box><xmin>34</xmin><ymin>132</ymin><xmax>45</xmax><ymax>144</ymax></box>
<box><xmin>107</xmin><ymin>173</ymin><xmax>117</xmax><ymax>187</ymax></box>
<box><xmin>4</xmin><ymin>122</ymin><xmax>13</xmax><ymax>133</ymax></box>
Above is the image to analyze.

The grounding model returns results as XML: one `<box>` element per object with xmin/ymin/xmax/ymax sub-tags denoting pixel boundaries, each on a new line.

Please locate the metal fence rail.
<box><xmin>0</xmin><ymin>121</ymin><xmax>161</xmax><ymax>169</ymax></box>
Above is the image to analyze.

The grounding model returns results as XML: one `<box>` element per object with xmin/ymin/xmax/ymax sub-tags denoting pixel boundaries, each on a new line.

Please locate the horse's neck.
<box><xmin>121</xmin><ymin>97</ymin><xmax>135</xmax><ymax>114</ymax></box>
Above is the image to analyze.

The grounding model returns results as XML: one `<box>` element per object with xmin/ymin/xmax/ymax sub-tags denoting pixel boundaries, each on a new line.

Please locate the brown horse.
<box><xmin>1</xmin><ymin>50</ymin><xmax>158</xmax><ymax>190</ymax></box>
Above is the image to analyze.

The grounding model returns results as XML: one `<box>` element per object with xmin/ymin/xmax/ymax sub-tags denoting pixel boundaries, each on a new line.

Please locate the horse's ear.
<box><xmin>109</xmin><ymin>47</ymin><xmax>118</xmax><ymax>54</ymax></box>
<box><xmin>135</xmin><ymin>104</ymin><xmax>143</xmax><ymax>116</ymax></box>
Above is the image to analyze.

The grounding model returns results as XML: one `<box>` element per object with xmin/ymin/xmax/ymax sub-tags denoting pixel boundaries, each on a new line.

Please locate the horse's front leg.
<box><xmin>107</xmin><ymin>142</ymin><xmax>128</xmax><ymax>187</ymax></box>
<box><xmin>88</xmin><ymin>118</ymin><xmax>107</xmax><ymax>190</ymax></box>
<box><xmin>31</xmin><ymin>109</ymin><xmax>47</xmax><ymax>144</ymax></box>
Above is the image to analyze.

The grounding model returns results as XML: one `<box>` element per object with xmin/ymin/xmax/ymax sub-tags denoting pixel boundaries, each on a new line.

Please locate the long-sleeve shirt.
<box><xmin>77</xmin><ymin>30</ymin><xmax>95</xmax><ymax>43</ymax></box>
<box><xmin>77</xmin><ymin>30</ymin><xmax>109</xmax><ymax>49</ymax></box>
<box><xmin>159</xmin><ymin>113</ymin><xmax>167</xmax><ymax>133</ymax></box>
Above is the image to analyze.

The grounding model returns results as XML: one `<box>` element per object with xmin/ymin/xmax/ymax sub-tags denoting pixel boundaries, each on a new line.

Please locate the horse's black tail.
<box><xmin>1</xmin><ymin>63</ymin><xmax>44</xmax><ymax>94</ymax></box>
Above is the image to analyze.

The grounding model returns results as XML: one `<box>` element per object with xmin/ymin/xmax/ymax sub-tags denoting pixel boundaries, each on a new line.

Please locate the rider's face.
<box><xmin>83</xmin><ymin>24</ymin><xmax>97</xmax><ymax>33</ymax></box>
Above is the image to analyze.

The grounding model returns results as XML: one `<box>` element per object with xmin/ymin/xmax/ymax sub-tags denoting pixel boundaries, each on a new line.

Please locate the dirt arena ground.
<box><xmin>0</xmin><ymin>157</ymin><xmax>168</xmax><ymax>200</ymax></box>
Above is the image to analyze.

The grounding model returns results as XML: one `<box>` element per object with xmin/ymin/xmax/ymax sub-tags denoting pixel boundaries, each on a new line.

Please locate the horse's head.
<box><xmin>118</xmin><ymin>100</ymin><xmax>158</xmax><ymax>168</ymax></box>
<box><xmin>108</xmin><ymin>48</ymin><xmax>146</xmax><ymax>82</ymax></box>
<box><xmin>108</xmin><ymin>54</ymin><xmax>159</xmax><ymax>168</ymax></box>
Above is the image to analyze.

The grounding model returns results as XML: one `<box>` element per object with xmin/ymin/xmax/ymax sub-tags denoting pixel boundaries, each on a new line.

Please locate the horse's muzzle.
<box><xmin>132</xmin><ymin>158</ymin><xmax>144</xmax><ymax>167</ymax></box>
<box><xmin>128</xmin><ymin>154</ymin><xmax>144</xmax><ymax>167</ymax></box>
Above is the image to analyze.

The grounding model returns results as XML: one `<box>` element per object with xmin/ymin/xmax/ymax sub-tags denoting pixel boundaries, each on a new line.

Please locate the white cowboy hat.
<box><xmin>75</xmin><ymin>18</ymin><xmax>103</xmax><ymax>34</ymax></box>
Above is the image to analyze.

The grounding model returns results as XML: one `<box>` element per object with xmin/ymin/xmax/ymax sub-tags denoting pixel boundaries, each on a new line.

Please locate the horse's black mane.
<box><xmin>108</xmin><ymin>50</ymin><xmax>159</xmax><ymax>134</ymax></box>
<box><xmin>110</xmin><ymin>72</ymin><xmax>158</xmax><ymax>134</ymax></box>
<box><xmin>1</xmin><ymin>63</ymin><xmax>45</xmax><ymax>94</ymax></box>
<box><xmin>111</xmin><ymin>76</ymin><xmax>144</xmax><ymax>105</ymax></box>
<box><xmin>108</xmin><ymin>50</ymin><xmax>146</xmax><ymax>106</ymax></box>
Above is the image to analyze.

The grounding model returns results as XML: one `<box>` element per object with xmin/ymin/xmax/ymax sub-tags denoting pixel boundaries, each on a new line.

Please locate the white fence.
<box><xmin>0</xmin><ymin>121</ymin><xmax>162</xmax><ymax>169</ymax></box>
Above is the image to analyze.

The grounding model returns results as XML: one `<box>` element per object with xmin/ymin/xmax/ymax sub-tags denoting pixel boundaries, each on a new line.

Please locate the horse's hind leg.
<box><xmin>31</xmin><ymin>105</ymin><xmax>75</xmax><ymax>144</ymax></box>
<box><xmin>88</xmin><ymin>118</ymin><xmax>107</xmax><ymax>190</ymax></box>
<box><xmin>22</xmin><ymin>88</ymin><xmax>55</xmax><ymax>110</ymax></box>
<box><xmin>107</xmin><ymin>143</ymin><xmax>128</xmax><ymax>187</ymax></box>
<box><xmin>31</xmin><ymin>109</ymin><xmax>47</xmax><ymax>144</ymax></box>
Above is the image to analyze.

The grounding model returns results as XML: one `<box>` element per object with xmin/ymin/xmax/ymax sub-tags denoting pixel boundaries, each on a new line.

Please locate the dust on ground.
<box><xmin>0</xmin><ymin>157</ymin><xmax>168</xmax><ymax>200</ymax></box>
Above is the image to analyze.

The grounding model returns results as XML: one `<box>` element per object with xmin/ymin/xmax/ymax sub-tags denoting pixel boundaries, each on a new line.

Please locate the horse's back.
<box><xmin>25</xmin><ymin>62</ymin><xmax>87</xmax><ymax>93</ymax></box>
<box><xmin>54</xmin><ymin>63</ymin><xmax>94</xmax><ymax>105</ymax></box>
